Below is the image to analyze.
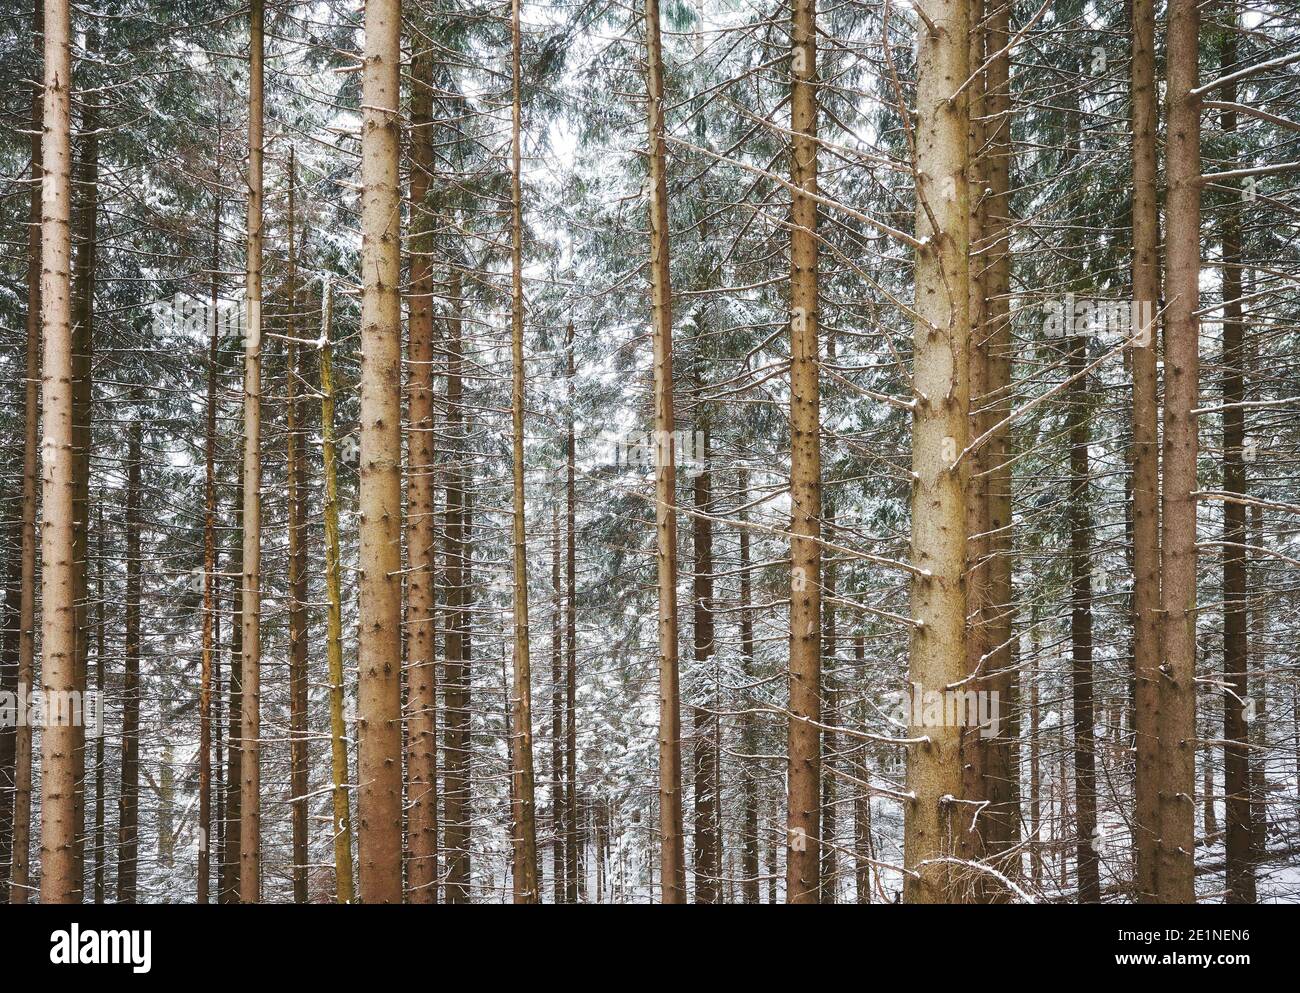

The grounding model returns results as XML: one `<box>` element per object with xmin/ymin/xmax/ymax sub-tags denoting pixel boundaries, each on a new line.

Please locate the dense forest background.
<box><xmin>0</xmin><ymin>0</ymin><xmax>1298</xmax><ymax>904</ymax></box>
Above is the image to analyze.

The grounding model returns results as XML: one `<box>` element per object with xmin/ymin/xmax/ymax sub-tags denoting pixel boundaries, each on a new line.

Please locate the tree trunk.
<box><xmin>1157</xmin><ymin>0</ymin><xmax>1201</xmax><ymax>905</ymax></box>
<box><xmin>405</xmin><ymin>11</ymin><xmax>439</xmax><ymax>906</ymax></box>
<box><xmin>320</xmin><ymin>281</ymin><xmax>356</xmax><ymax>903</ymax></box>
<box><xmin>1130</xmin><ymin>0</ymin><xmax>1162</xmax><ymax>905</ymax></box>
<box><xmin>239</xmin><ymin>0</ymin><xmax>264</xmax><ymax>904</ymax></box>
<box><xmin>691</xmin><ymin>422</ymin><xmax>718</xmax><ymax>903</ymax></box>
<box><xmin>443</xmin><ymin>268</ymin><xmax>471</xmax><ymax>903</ymax></box>
<box><xmin>903</xmin><ymin>0</ymin><xmax>970</xmax><ymax>905</ymax></box>
<box><xmin>117</xmin><ymin>391</ymin><xmax>142</xmax><ymax>903</ymax></box>
<box><xmin>1068</xmin><ymin>332</ymin><xmax>1100</xmax><ymax>902</ymax></box>
<box><xmin>1217</xmin><ymin>1</ymin><xmax>1254</xmax><ymax>905</ymax></box>
<box><xmin>198</xmin><ymin>130</ymin><xmax>222</xmax><ymax>904</ymax></box>
<box><xmin>508</xmin><ymin>0</ymin><xmax>539</xmax><ymax>902</ymax></box>
<box><xmin>285</xmin><ymin>148</ymin><xmax>310</xmax><ymax>904</ymax></box>
<box><xmin>786</xmin><ymin>0</ymin><xmax>822</xmax><ymax>906</ymax></box>
<box><xmin>737</xmin><ymin>468</ymin><xmax>759</xmax><ymax>904</ymax></box>
<box><xmin>69</xmin><ymin>59</ymin><xmax>98</xmax><ymax>905</ymax></box>
<box><xmin>644</xmin><ymin>0</ymin><xmax>686</xmax><ymax>904</ymax></box>
<box><xmin>356</xmin><ymin>0</ymin><xmax>405</xmax><ymax>904</ymax></box>
<box><xmin>221</xmin><ymin>459</ymin><xmax>243</xmax><ymax>903</ymax></box>
<box><xmin>564</xmin><ymin>319</ymin><xmax>578</xmax><ymax>902</ymax></box>
<box><xmin>982</xmin><ymin>0</ymin><xmax>1017</xmax><ymax>863</ymax></box>
<box><xmin>10</xmin><ymin>0</ymin><xmax>43</xmax><ymax>904</ymax></box>
<box><xmin>38</xmin><ymin>0</ymin><xmax>79</xmax><ymax>904</ymax></box>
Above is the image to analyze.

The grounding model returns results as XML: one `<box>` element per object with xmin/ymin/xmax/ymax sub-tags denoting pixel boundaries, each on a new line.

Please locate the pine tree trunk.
<box><xmin>356</xmin><ymin>0</ymin><xmax>405</xmax><ymax>903</ymax></box>
<box><xmin>550</xmin><ymin>505</ymin><xmax>564</xmax><ymax>901</ymax></box>
<box><xmin>221</xmin><ymin>459</ymin><xmax>243</xmax><ymax>903</ymax></box>
<box><xmin>239</xmin><ymin>0</ymin><xmax>265</xmax><ymax>903</ymax></box>
<box><xmin>982</xmin><ymin>0</ymin><xmax>1017</xmax><ymax>862</ymax></box>
<box><xmin>1068</xmin><ymin>333</ymin><xmax>1100</xmax><ymax>902</ymax></box>
<box><xmin>508</xmin><ymin>0</ymin><xmax>539</xmax><ymax>902</ymax></box>
<box><xmin>285</xmin><ymin>149</ymin><xmax>310</xmax><ymax>904</ymax></box>
<box><xmin>1218</xmin><ymin>1</ymin><xmax>1254</xmax><ymax>905</ymax></box>
<box><xmin>38</xmin><ymin>0</ymin><xmax>79</xmax><ymax>904</ymax></box>
<box><xmin>691</xmin><ymin>423</ymin><xmax>718</xmax><ymax>903</ymax></box>
<box><xmin>786</xmin><ymin>0</ymin><xmax>821</xmax><ymax>905</ymax></box>
<box><xmin>198</xmin><ymin>137</ymin><xmax>222</xmax><ymax>904</ymax></box>
<box><xmin>117</xmin><ymin>391</ymin><xmax>142</xmax><ymax>903</ymax></box>
<box><xmin>564</xmin><ymin>319</ymin><xmax>578</xmax><ymax>902</ymax></box>
<box><xmin>644</xmin><ymin>0</ymin><xmax>686</xmax><ymax>904</ymax></box>
<box><xmin>320</xmin><ymin>281</ymin><xmax>356</xmax><ymax>903</ymax></box>
<box><xmin>10</xmin><ymin>1</ymin><xmax>42</xmax><ymax>904</ymax></box>
<box><xmin>1129</xmin><ymin>0</ymin><xmax>1162</xmax><ymax>905</ymax></box>
<box><xmin>1157</xmin><ymin>0</ymin><xmax>1202</xmax><ymax>904</ymax></box>
<box><xmin>443</xmin><ymin>268</ymin><xmax>471</xmax><ymax>903</ymax></box>
<box><xmin>69</xmin><ymin>72</ymin><xmax>98</xmax><ymax>905</ymax></box>
<box><xmin>405</xmin><ymin>12</ymin><xmax>439</xmax><ymax>906</ymax></box>
<box><xmin>92</xmin><ymin>510</ymin><xmax>105</xmax><ymax>901</ymax></box>
<box><xmin>737</xmin><ymin>468</ymin><xmax>759</xmax><ymax>904</ymax></box>
<box><xmin>903</xmin><ymin>0</ymin><xmax>970</xmax><ymax>905</ymax></box>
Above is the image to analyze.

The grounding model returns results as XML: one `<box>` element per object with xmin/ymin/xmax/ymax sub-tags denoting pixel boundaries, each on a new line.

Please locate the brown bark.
<box><xmin>356</xmin><ymin>0</ymin><xmax>405</xmax><ymax>903</ymax></box>
<box><xmin>508</xmin><ymin>0</ymin><xmax>539</xmax><ymax>902</ymax></box>
<box><xmin>443</xmin><ymin>268</ymin><xmax>471</xmax><ymax>902</ymax></box>
<box><xmin>786</xmin><ymin>0</ymin><xmax>821</xmax><ymax>905</ymax></box>
<box><xmin>1218</xmin><ymin>2</ymin><xmax>1254</xmax><ymax>905</ymax></box>
<box><xmin>198</xmin><ymin>118</ymin><xmax>222</xmax><ymax>905</ymax></box>
<box><xmin>116</xmin><ymin>391</ymin><xmax>142</xmax><ymax>903</ymax></box>
<box><xmin>320</xmin><ymin>281</ymin><xmax>356</xmax><ymax>903</ymax></box>
<box><xmin>239</xmin><ymin>0</ymin><xmax>264</xmax><ymax>903</ymax></box>
<box><xmin>10</xmin><ymin>13</ymin><xmax>42</xmax><ymax>900</ymax></box>
<box><xmin>737</xmin><ymin>468</ymin><xmax>759</xmax><ymax>904</ymax></box>
<box><xmin>691</xmin><ymin>422</ymin><xmax>719</xmax><ymax>903</ymax></box>
<box><xmin>644</xmin><ymin>0</ymin><xmax>686</xmax><ymax>903</ymax></box>
<box><xmin>405</xmin><ymin>10</ymin><xmax>439</xmax><ymax>906</ymax></box>
<box><xmin>285</xmin><ymin>148</ymin><xmax>310</xmax><ymax>904</ymax></box>
<box><xmin>1157</xmin><ymin>0</ymin><xmax>1201</xmax><ymax>904</ymax></box>
<box><xmin>1067</xmin><ymin>333</ymin><xmax>1100</xmax><ymax>902</ymax></box>
<box><xmin>38</xmin><ymin>0</ymin><xmax>78</xmax><ymax>904</ymax></box>
<box><xmin>903</xmin><ymin>0</ymin><xmax>970</xmax><ymax>905</ymax></box>
<box><xmin>1130</xmin><ymin>0</ymin><xmax>1162</xmax><ymax>905</ymax></box>
<box><xmin>564</xmin><ymin>319</ymin><xmax>578</xmax><ymax>902</ymax></box>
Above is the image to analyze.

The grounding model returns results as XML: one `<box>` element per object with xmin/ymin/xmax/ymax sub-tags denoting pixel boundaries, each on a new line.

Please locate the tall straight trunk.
<box><xmin>785</xmin><ymin>0</ymin><xmax>821</xmax><ymax>905</ymax></box>
<box><xmin>69</xmin><ymin>67</ymin><xmax>98</xmax><ymax>905</ymax></box>
<box><xmin>198</xmin><ymin>131</ymin><xmax>222</xmax><ymax>905</ymax></box>
<box><xmin>405</xmin><ymin>11</ymin><xmax>439</xmax><ymax>907</ymax></box>
<box><xmin>1218</xmin><ymin>2</ymin><xmax>1254</xmax><ymax>905</ymax></box>
<box><xmin>221</xmin><ymin>460</ymin><xmax>243</xmax><ymax>903</ymax></box>
<box><xmin>285</xmin><ymin>148</ymin><xmax>310</xmax><ymax>904</ymax></box>
<box><xmin>737</xmin><ymin>468</ymin><xmax>759</xmax><ymax>904</ymax></box>
<box><xmin>1158</xmin><ymin>0</ymin><xmax>1201</xmax><ymax>904</ymax></box>
<box><xmin>1</xmin><ymin>528</ymin><xmax>19</xmax><ymax>903</ymax></box>
<box><xmin>982</xmin><ymin>0</ymin><xmax>1016</xmax><ymax>860</ymax></box>
<box><xmin>92</xmin><ymin>508</ymin><xmax>104</xmax><ymax>901</ymax></box>
<box><xmin>117</xmin><ymin>392</ymin><xmax>142</xmax><ymax>902</ymax></box>
<box><xmin>564</xmin><ymin>319</ymin><xmax>578</xmax><ymax>902</ymax></box>
<box><xmin>644</xmin><ymin>0</ymin><xmax>686</xmax><ymax>903</ymax></box>
<box><xmin>443</xmin><ymin>268</ymin><xmax>471</xmax><ymax>902</ymax></box>
<box><xmin>550</xmin><ymin>504</ymin><xmax>565</xmax><ymax>901</ymax></box>
<box><xmin>1130</xmin><ymin>0</ymin><xmax>1162</xmax><ymax>905</ymax></box>
<box><xmin>691</xmin><ymin>423</ymin><xmax>718</xmax><ymax>903</ymax></box>
<box><xmin>239</xmin><ymin>0</ymin><xmax>264</xmax><ymax>903</ymax></box>
<box><xmin>1067</xmin><ymin>334</ymin><xmax>1100</xmax><ymax>902</ymax></box>
<box><xmin>962</xmin><ymin>1</ymin><xmax>990</xmax><ymax>876</ymax></box>
<box><xmin>38</xmin><ymin>0</ymin><xmax>78</xmax><ymax>904</ymax></box>
<box><xmin>10</xmin><ymin>1</ymin><xmax>41</xmax><ymax>905</ymax></box>
<box><xmin>508</xmin><ymin>0</ymin><xmax>539</xmax><ymax>903</ymax></box>
<box><xmin>356</xmin><ymin>0</ymin><xmax>405</xmax><ymax>903</ymax></box>
<box><xmin>904</xmin><ymin>0</ymin><xmax>970</xmax><ymax>905</ymax></box>
<box><xmin>320</xmin><ymin>281</ymin><xmax>356</xmax><ymax>903</ymax></box>
<box><xmin>820</xmin><ymin>504</ymin><xmax>837</xmax><ymax>903</ymax></box>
